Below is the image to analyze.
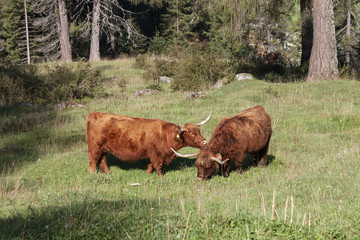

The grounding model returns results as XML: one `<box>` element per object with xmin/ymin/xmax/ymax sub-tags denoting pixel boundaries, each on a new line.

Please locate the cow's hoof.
<box><xmin>100</xmin><ymin>169</ymin><xmax>110</xmax><ymax>174</ymax></box>
<box><xmin>88</xmin><ymin>166</ymin><xmax>96</xmax><ymax>174</ymax></box>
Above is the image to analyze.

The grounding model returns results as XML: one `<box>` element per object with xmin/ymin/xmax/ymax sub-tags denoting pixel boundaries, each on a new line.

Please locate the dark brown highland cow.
<box><xmin>86</xmin><ymin>112</ymin><xmax>211</xmax><ymax>176</ymax></box>
<box><xmin>172</xmin><ymin>105</ymin><xmax>272</xmax><ymax>180</ymax></box>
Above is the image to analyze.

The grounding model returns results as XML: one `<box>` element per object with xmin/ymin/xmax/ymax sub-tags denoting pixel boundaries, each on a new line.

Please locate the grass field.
<box><xmin>1</xmin><ymin>58</ymin><xmax>360</xmax><ymax>239</ymax></box>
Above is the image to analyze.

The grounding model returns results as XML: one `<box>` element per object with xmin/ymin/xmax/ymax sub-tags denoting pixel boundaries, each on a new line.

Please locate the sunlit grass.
<box><xmin>1</xmin><ymin>58</ymin><xmax>360</xmax><ymax>238</ymax></box>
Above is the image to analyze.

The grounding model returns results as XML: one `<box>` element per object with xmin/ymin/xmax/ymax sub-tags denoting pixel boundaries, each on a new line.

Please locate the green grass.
<box><xmin>1</xmin><ymin>58</ymin><xmax>360</xmax><ymax>239</ymax></box>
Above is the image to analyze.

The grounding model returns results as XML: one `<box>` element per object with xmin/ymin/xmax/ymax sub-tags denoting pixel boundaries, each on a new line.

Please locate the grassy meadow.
<box><xmin>1</xmin><ymin>58</ymin><xmax>360</xmax><ymax>239</ymax></box>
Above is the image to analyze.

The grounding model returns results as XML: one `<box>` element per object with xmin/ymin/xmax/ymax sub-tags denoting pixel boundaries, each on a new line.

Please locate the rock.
<box><xmin>187</xmin><ymin>92</ymin><xmax>205</xmax><ymax>99</ymax></box>
<box><xmin>55</xmin><ymin>102</ymin><xmax>86</xmax><ymax>111</ymax></box>
<box><xmin>55</xmin><ymin>102</ymin><xmax>66</xmax><ymax>111</ymax></box>
<box><xmin>236</xmin><ymin>73</ymin><xmax>253</xmax><ymax>81</ymax></box>
<box><xmin>158</xmin><ymin>76</ymin><xmax>172</xmax><ymax>83</ymax></box>
<box><xmin>134</xmin><ymin>89</ymin><xmax>159</xmax><ymax>98</ymax></box>
<box><xmin>212</xmin><ymin>80</ymin><xmax>226</xmax><ymax>89</ymax></box>
<box><xmin>68</xmin><ymin>103</ymin><xmax>85</xmax><ymax>108</ymax></box>
<box><xmin>18</xmin><ymin>102</ymin><xmax>36</xmax><ymax>108</ymax></box>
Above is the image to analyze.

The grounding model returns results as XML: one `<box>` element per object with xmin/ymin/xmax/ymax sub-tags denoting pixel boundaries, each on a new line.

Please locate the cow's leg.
<box><xmin>236</xmin><ymin>162</ymin><xmax>243</xmax><ymax>174</ymax></box>
<box><xmin>258</xmin><ymin>138</ymin><xmax>270</xmax><ymax>166</ymax></box>
<box><xmin>88</xmin><ymin>150</ymin><xmax>102</xmax><ymax>173</ymax></box>
<box><xmin>257</xmin><ymin>147</ymin><xmax>268</xmax><ymax>166</ymax></box>
<box><xmin>148</xmin><ymin>148</ymin><xmax>163</xmax><ymax>176</ymax></box>
<box><xmin>234</xmin><ymin>153</ymin><xmax>246</xmax><ymax>174</ymax></box>
<box><xmin>250</xmin><ymin>153</ymin><xmax>258</xmax><ymax>166</ymax></box>
<box><xmin>151</xmin><ymin>159</ymin><xmax>163</xmax><ymax>176</ymax></box>
<box><xmin>99</xmin><ymin>155</ymin><xmax>110</xmax><ymax>174</ymax></box>
<box><xmin>146</xmin><ymin>161</ymin><xmax>154</xmax><ymax>174</ymax></box>
<box><xmin>220</xmin><ymin>161</ymin><xmax>230</xmax><ymax>177</ymax></box>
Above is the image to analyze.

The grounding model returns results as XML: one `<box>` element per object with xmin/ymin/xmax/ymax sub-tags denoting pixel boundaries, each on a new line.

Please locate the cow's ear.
<box><xmin>214</xmin><ymin>153</ymin><xmax>222</xmax><ymax>160</ymax></box>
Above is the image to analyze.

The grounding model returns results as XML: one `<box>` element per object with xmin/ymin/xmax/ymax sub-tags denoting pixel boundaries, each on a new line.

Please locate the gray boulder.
<box><xmin>236</xmin><ymin>73</ymin><xmax>253</xmax><ymax>81</ymax></box>
<box><xmin>134</xmin><ymin>89</ymin><xmax>159</xmax><ymax>98</ymax></box>
<box><xmin>158</xmin><ymin>76</ymin><xmax>172</xmax><ymax>83</ymax></box>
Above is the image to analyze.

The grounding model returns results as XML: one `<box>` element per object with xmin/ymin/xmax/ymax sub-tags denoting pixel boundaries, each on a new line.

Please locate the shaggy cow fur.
<box><xmin>195</xmin><ymin>105</ymin><xmax>272</xmax><ymax>180</ymax></box>
<box><xmin>86</xmin><ymin>112</ymin><xmax>209</xmax><ymax>176</ymax></box>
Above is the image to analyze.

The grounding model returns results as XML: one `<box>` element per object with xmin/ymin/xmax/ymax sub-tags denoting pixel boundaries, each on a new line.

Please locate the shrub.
<box><xmin>117</xmin><ymin>77</ymin><xmax>128</xmax><ymax>100</ymax></box>
<box><xmin>141</xmin><ymin>44</ymin><xmax>227</xmax><ymax>91</ymax></box>
<box><xmin>171</xmin><ymin>44</ymin><xmax>226</xmax><ymax>91</ymax></box>
<box><xmin>42</xmin><ymin>62</ymin><xmax>104</xmax><ymax>103</ymax></box>
<box><xmin>146</xmin><ymin>83</ymin><xmax>162</xmax><ymax>91</ymax></box>
<box><xmin>0</xmin><ymin>63</ymin><xmax>44</xmax><ymax>105</ymax></box>
<box><xmin>0</xmin><ymin>61</ymin><xmax>105</xmax><ymax>106</ymax></box>
<box><xmin>142</xmin><ymin>58</ymin><xmax>176</xmax><ymax>84</ymax></box>
<box><xmin>133</xmin><ymin>55</ymin><xmax>149</xmax><ymax>69</ymax></box>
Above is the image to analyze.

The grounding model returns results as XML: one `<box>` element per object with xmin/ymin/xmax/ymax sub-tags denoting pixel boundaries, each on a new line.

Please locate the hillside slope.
<box><xmin>1</xmin><ymin>59</ymin><xmax>360</xmax><ymax>239</ymax></box>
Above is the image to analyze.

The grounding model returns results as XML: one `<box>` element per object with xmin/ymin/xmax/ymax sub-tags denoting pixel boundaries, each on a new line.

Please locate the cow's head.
<box><xmin>171</xmin><ymin>148</ymin><xmax>228</xmax><ymax>180</ymax></box>
<box><xmin>195</xmin><ymin>151</ymin><xmax>229</xmax><ymax>180</ymax></box>
<box><xmin>178</xmin><ymin>113</ymin><xmax>211</xmax><ymax>148</ymax></box>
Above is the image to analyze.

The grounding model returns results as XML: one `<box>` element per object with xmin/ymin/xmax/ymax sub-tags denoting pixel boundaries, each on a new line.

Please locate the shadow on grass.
<box><xmin>242</xmin><ymin>154</ymin><xmax>276</xmax><ymax>171</ymax></box>
<box><xmin>223</xmin><ymin>154</ymin><xmax>276</xmax><ymax>175</ymax></box>
<box><xmin>0</xmin><ymin>198</ymin><xmax>165</xmax><ymax>239</ymax></box>
<box><xmin>0</xmin><ymin>194</ymin><xmax>327</xmax><ymax>239</ymax></box>
<box><xmin>0</xmin><ymin>104</ymin><xmax>86</xmax><ymax>170</ymax></box>
<box><xmin>106</xmin><ymin>154</ymin><xmax>196</xmax><ymax>174</ymax></box>
<box><xmin>106</xmin><ymin>154</ymin><xmax>148</xmax><ymax>171</ymax></box>
<box><xmin>106</xmin><ymin>154</ymin><xmax>275</xmax><ymax>176</ymax></box>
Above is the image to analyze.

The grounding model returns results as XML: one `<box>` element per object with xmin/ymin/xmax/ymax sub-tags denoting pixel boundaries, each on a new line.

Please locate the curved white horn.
<box><xmin>211</xmin><ymin>157</ymin><xmax>229</xmax><ymax>165</ymax></box>
<box><xmin>196</xmin><ymin>112</ymin><xmax>212</xmax><ymax>126</ymax></box>
<box><xmin>211</xmin><ymin>156</ymin><xmax>224</xmax><ymax>164</ymax></box>
<box><xmin>171</xmin><ymin>148</ymin><xmax>198</xmax><ymax>158</ymax></box>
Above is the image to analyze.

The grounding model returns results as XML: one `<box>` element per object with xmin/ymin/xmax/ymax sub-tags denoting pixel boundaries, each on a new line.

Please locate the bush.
<box><xmin>0</xmin><ymin>61</ymin><xmax>105</xmax><ymax>106</ymax></box>
<box><xmin>171</xmin><ymin>44</ymin><xmax>226</xmax><ymax>91</ymax></box>
<box><xmin>0</xmin><ymin>63</ymin><xmax>44</xmax><ymax>105</ymax></box>
<box><xmin>146</xmin><ymin>83</ymin><xmax>163</xmax><ymax>91</ymax></box>
<box><xmin>142</xmin><ymin>58</ymin><xmax>176</xmax><ymax>84</ymax></box>
<box><xmin>42</xmin><ymin>62</ymin><xmax>104</xmax><ymax>103</ymax></box>
<box><xmin>133</xmin><ymin>55</ymin><xmax>149</xmax><ymax>69</ymax></box>
<box><xmin>140</xmin><ymin>44</ymin><xmax>227</xmax><ymax>91</ymax></box>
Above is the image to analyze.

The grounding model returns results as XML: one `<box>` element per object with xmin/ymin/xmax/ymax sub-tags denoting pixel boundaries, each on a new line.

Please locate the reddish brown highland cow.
<box><xmin>172</xmin><ymin>105</ymin><xmax>272</xmax><ymax>180</ymax></box>
<box><xmin>86</xmin><ymin>112</ymin><xmax>211</xmax><ymax>176</ymax></box>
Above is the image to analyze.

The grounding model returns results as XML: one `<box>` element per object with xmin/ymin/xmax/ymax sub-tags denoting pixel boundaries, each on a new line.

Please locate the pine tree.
<box><xmin>32</xmin><ymin>0</ymin><xmax>72</xmax><ymax>62</ymax></box>
<box><xmin>1</xmin><ymin>0</ymin><xmax>30</xmax><ymax>63</ymax></box>
<box><xmin>334</xmin><ymin>0</ymin><xmax>360</xmax><ymax>67</ymax></box>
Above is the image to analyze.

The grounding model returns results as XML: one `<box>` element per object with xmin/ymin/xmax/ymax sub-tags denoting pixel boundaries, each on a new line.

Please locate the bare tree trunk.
<box><xmin>345</xmin><ymin>0</ymin><xmax>351</xmax><ymax>65</ymax></box>
<box><xmin>300</xmin><ymin>0</ymin><xmax>313</xmax><ymax>66</ymax></box>
<box><xmin>174</xmin><ymin>0</ymin><xmax>178</xmax><ymax>45</ymax></box>
<box><xmin>24</xmin><ymin>0</ymin><xmax>30</xmax><ymax>64</ymax></box>
<box><xmin>307</xmin><ymin>0</ymin><xmax>338</xmax><ymax>81</ymax></box>
<box><xmin>266</xmin><ymin>22</ymin><xmax>271</xmax><ymax>53</ymax></box>
<box><xmin>58</xmin><ymin>0</ymin><xmax>72</xmax><ymax>62</ymax></box>
<box><xmin>89</xmin><ymin>0</ymin><xmax>101</xmax><ymax>62</ymax></box>
<box><xmin>176</xmin><ymin>0</ymin><xmax>179</xmax><ymax>34</ymax></box>
<box><xmin>109</xmin><ymin>30</ymin><xmax>116</xmax><ymax>58</ymax></box>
